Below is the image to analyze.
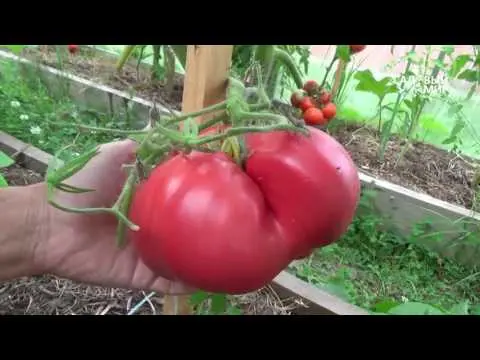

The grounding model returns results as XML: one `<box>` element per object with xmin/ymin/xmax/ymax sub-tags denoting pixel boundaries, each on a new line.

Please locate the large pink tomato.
<box><xmin>128</xmin><ymin>126</ymin><xmax>360</xmax><ymax>294</ymax></box>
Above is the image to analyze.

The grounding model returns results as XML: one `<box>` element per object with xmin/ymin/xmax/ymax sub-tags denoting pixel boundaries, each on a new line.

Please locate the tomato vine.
<box><xmin>45</xmin><ymin>63</ymin><xmax>308</xmax><ymax>248</ymax></box>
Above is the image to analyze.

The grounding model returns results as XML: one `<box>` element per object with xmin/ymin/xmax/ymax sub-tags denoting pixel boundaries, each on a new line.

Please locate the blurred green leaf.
<box><xmin>0</xmin><ymin>151</ymin><xmax>14</xmax><ymax>169</ymax></box>
<box><xmin>0</xmin><ymin>175</ymin><xmax>8</xmax><ymax>188</ymax></box>
<box><xmin>354</xmin><ymin>70</ymin><xmax>398</xmax><ymax>99</ymax></box>
<box><xmin>189</xmin><ymin>291</ymin><xmax>210</xmax><ymax>306</ymax></box>
<box><xmin>372</xmin><ymin>299</ymin><xmax>400</xmax><ymax>313</ymax></box>
<box><xmin>458</xmin><ymin>69</ymin><xmax>479</xmax><ymax>83</ymax></box>
<box><xmin>387</xmin><ymin>302</ymin><xmax>445</xmax><ymax>315</ymax></box>
<box><xmin>449</xmin><ymin>54</ymin><xmax>472</xmax><ymax>78</ymax></box>
<box><xmin>210</xmin><ymin>294</ymin><xmax>228</xmax><ymax>314</ymax></box>
<box><xmin>0</xmin><ymin>45</ymin><xmax>26</xmax><ymax>54</ymax></box>
<box><xmin>441</xmin><ymin>45</ymin><xmax>455</xmax><ymax>55</ymax></box>
<box><xmin>448</xmin><ymin>103</ymin><xmax>463</xmax><ymax>117</ymax></box>
<box><xmin>449</xmin><ymin>301</ymin><xmax>470</xmax><ymax>315</ymax></box>
<box><xmin>442</xmin><ymin>118</ymin><xmax>465</xmax><ymax>145</ymax></box>
<box><xmin>226</xmin><ymin>306</ymin><xmax>243</xmax><ymax>315</ymax></box>
<box><xmin>323</xmin><ymin>282</ymin><xmax>351</xmax><ymax>302</ymax></box>
<box><xmin>419</xmin><ymin>115</ymin><xmax>449</xmax><ymax>135</ymax></box>
<box><xmin>470</xmin><ymin>304</ymin><xmax>480</xmax><ymax>315</ymax></box>
<box><xmin>336</xmin><ymin>45</ymin><xmax>351</xmax><ymax>63</ymax></box>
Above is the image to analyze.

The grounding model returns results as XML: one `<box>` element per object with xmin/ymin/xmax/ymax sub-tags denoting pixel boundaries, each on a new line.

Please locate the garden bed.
<box><xmin>17</xmin><ymin>45</ymin><xmax>480</xmax><ymax>211</ymax></box>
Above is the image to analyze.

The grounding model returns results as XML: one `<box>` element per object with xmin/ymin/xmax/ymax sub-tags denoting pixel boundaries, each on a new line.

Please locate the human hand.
<box><xmin>35</xmin><ymin>139</ymin><xmax>193</xmax><ymax>295</ymax></box>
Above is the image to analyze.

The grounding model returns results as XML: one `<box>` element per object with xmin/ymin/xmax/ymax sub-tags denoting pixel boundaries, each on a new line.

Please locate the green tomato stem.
<box><xmin>274</xmin><ymin>48</ymin><xmax>304</xmax><ymax>90</ymax></box>
<box><xmin>77</xmin><ymin>124</ymin><xmax>150</xmax><ymax>134</ymax></box>
<box><xmin>165</xmin><ymin>101</ymin><xmax>228</xmax><ymax>126</ymax></box>
<box><xmin>320</xmin><ymin>56</ymin><xmax>338</xmax><ymax>89</ymax></box>
<box><xmin>114</xmin><ymin>170</ymin><xmax>139</xmax><ymax>247</ymax></box>
<box><xmin>46</xmin><ymin>185</ymin><xmax>139</xmax><ymax>231</ymax></box>
<box><xmin>191</xmin><ymin>123</ymin><xmax>307</xmax><ymax>146</ymax></box>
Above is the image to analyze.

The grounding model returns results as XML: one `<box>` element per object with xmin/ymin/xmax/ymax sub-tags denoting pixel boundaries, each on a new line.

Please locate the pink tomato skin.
<box><xmin>128</xmin><ymin>126</ymin><xmax>360</xmax><ymax>294</ymax></box>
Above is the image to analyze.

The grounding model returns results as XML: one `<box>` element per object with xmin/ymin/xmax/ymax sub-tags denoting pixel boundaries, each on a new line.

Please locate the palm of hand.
<box><xmin>40</xmin><ymin>140</ymin><xmax>191</xmax><ymax>295</ymax></box>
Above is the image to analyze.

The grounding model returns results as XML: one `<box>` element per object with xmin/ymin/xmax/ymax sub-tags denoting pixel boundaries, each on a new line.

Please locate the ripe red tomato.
<box><xmin>349</xmin><ymin>45</ymin><xmax>366</xmax><ymax>54</ymax></box>
<box><xmin>322</xmin><ymin>102</ymin><xmax>337</xmax><ymax>120</ymax></box>
<box><xmin>303</xmin><ymin>107</ymin><xmax>326</xmax><ymax>126</ymax></box>
<box><xmin>128</xmin><ymin>127</ymin><xmax>360</xmax><ymax>294</ymax></box>
<box><xmin>68</xmin><ymin>45</ymin><xmax>79</xmax><ymax>54</ymax></box>
<box><xmin>303</xmin><ymin>80</ymin><xmax>319</xmax><ymax>95</ymax></box>
<box><xmin>319</xmin><ymin>91</ymin><xmax>331</xmax><ymax>105</ymax></box>
<box><xmin>298</xmin><ymin>96</ymin><xmax>315</xmax><ymax>112</ymax></box>
<box><xmin>290</xmin><ymin>90</ymin><xmax>305</xmax><ymax>108</ymax></box>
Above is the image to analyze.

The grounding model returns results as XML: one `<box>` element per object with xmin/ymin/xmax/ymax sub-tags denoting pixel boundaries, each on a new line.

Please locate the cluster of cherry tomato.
<box><xmin>290</xmin><ymin>80</ymin><xmax>337</xmax><ymax>126</ymax></box>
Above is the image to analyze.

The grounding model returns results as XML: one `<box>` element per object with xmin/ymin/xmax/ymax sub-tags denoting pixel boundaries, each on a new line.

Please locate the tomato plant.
<box><xmin>45</xmin><ymin>50</ymin><xmax>360</xmax><ymax>296</ymax></box>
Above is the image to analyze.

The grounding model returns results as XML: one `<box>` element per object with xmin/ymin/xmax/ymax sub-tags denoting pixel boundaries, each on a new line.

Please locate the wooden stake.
<box><xmin>162</xmin><ymin>45</ymin><xmax>234</xmax><ymax>315</ymax></box>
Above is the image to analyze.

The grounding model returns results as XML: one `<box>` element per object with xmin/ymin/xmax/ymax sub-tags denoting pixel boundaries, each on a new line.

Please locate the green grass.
<box><xmin>0</xmin><ymin>60</ymin><xmax>128</xmax><ymax>161</ymax></box>
<box><xmin>289</xmin><ymin>192</ymin><xmax>480</xmax><ymax>315</ymax></box>
<box><xmin>2</xmin><ymin>54</ymin><xmax>480</xmax><ymax>315</ymax></box>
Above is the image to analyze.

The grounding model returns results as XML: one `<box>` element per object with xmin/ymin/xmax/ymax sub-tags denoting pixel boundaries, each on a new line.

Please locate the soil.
<box><xmin>0</xmin><ymin>164</ymin><xmax>298</xmax><ymax>315</ymax></box>
<box><xmin>16</xmin><ymin>46</ymin><xmax>480</xmax><ymax>210</ymax></box>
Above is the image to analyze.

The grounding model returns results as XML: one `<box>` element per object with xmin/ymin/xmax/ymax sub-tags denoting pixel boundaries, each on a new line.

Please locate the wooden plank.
<box><xmin>162</xmin><ymin>45</ymin><xmax>234</xmax><ymax>315</ymax></box>
<box><xmin>271</xmin><ymin>271</ymin><xmax>369</xmax><ymax>315</ymax></box>
<box><xmin>0</xmin><ymin>131</ymin><xmax>58</xmax><ymax>174</ymax></box>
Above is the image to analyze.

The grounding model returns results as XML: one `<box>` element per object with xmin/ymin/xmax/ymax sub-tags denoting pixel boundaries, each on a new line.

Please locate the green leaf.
<box><xmin>441</xmin><ymin>45</ymin><xmax>455</xmax><ymax>55</ymax></box>
<box><xmin>448</xmin><ymin>103</ymin><xmax>463</xmax><ymax>117</ymax></box>
<box><xmin>442</xmin><ymin>118</ymin><xmax>465</xmax><ymax>144</ymax></box>
<box><xmin>128</xmin><ymin>134</ymin><xmax>147</xmax><ymax>143</ymax></box>
<box><xmin>449</xmin><ymin>54</ymin><xmax>472</xmax><ymax>78</ymax></box>
<box><xmin>470</xmin><ymin>304</ymin><xmax>480</xmax><ymax>315</ymax></box>
<box><xmin>387</xmin><ymin>302</ymin><xmax>446</xmax><ymax>315</ymax></box>
<box><xmin>458</xmin><ymin>69</ymin><xmax>479</xmax><ymax>83</ymax></box>
<box><xmin>210</xmin><ymin>294</ymin><xmax>228</xmax><ymax>314</ymax></box>
<box><xmin>372</xmin><ymin>300</ymin><xmax>401</xmax><ymax>313</ymax></box>
<box><xmin>226</xmin><ymin>306</ymin><xmax>243</xmax><ymax>315</ymax></box>
<box><xmin>0</xmin><ymin>151</ymin><xmax>14</xmax><ymax>169</ymax></box>
<box><xmin>189</xmin><ymin>291</ymin><xmax>210</xmax><ymax>306</ymax></box>
<box><xmin>354</xmin><ymin>70</ymin><xmax>397</xmax><ymax>99</ymax></box>
<box><xmin>0</xmin><ymin>174</ymin><xmax>8</xmax><ymax>188</ymax></box>
<box><xmin>419</xmin><ymin>115</ymin><xmax>449</xmax><ymax>135</ymax></box>
<box><xmin>449</xmin><ymin>301</ymin><xmax>470</xmax><ymax>315</ymax></box>
<box><xmin>406</xmin><ymin>50</ymin><xmax>419</xmax><ymax>63</ymax></box>
<box><xmin>322</xmin><ymin>282</ymin><xmax>351</xmax><ymax>302</ymax></box>
<box><xmin>0</xmin><ymin>45</ymin><xmax>26</xmax><ymax>54</ymax></box>
<box><xmin>335</xmin><ymin>45</ymin><xmax>351</xmax><ymax>63</ymax></box>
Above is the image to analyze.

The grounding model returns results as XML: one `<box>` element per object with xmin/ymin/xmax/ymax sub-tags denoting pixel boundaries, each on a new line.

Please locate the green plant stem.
<box><xmin>47</xmin><ymin>185</ymin><xmax>139</xmax><ymax>231</ymax></box>
<box><xmin>114</xmin><ymin>170</ymin><xmax>139</xmax><ymax>247</ymax></box>
<box><xmin>254</xmin><ymin>45</ymin><xmax>276</xmax><ymax>89</ymax></box>
<box><xmin>165</xmin><ymin>101</ymin><xmax>228</xmax><ymax>125</ymax></box>
<box><xmin>191</xmin><ymin>123</ymin><xmax>307</xmax><ymax>146</ymax></box>
<box><xmin>116</xmin><ymin>45</ymin><xmax>136</xmax><ymax>72</ymax></box>
<box><xmin>379</xmin><ymin>45</ymin><xmax>416</xmax><ymax>161</ymax></box>
<box><xmin>76</xmin><ymin>124</ymin><xmax>150</xmax><ymax>134</ymax></box>
<box><xmin>238</xmin><ymin>111</ymin><xmax>290</xmax><ymax>124</ymax></box>
<box><xmin>320</xmin><ymin>56</ymin><xmax>337</xmax><ymax>89</ymax></box>
<box><xmin>151</xmin><ymin>45</ymin><xmax>161</xmax><ymax>80</ymax></box>
<box><xmin>274</xmin><ymin>48</ymin><xmax>304</xmax><ymax>90</ymax></box>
